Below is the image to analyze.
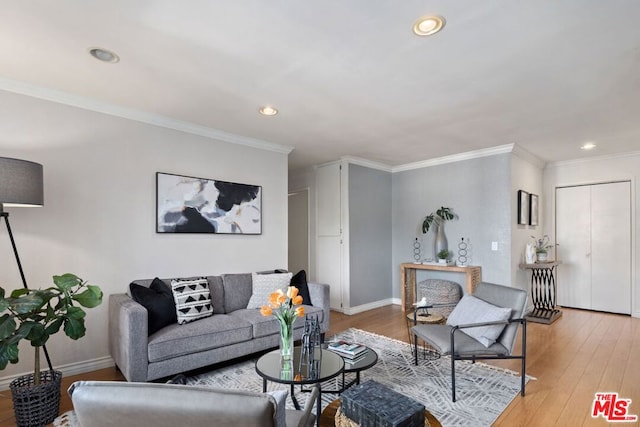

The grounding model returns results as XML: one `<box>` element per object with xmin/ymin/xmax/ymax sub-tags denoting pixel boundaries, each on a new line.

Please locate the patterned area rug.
<box><xmin>185</xmin><ymin>328</ymin><xmax>533</xmax><ymax>426</ymax></box>
<box><xmin>54</xmin><ymin>328</ymin><xmax>533</xmax><ymax>427</ymax></box>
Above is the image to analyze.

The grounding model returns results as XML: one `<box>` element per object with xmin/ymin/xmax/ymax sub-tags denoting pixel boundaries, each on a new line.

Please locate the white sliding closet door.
<box><xmin>556</xmin><ymin>185</ymin><xmax>592</xmax><ymax>310</ymax></box>
<box><xmin>590</xmin><ymin>182</ymin><xmax>631</xmax><ymax>314</ymax></box>
<box><xmin>556</xmin><ymin>181</ymin><xmax>631</xmax><ymax>315</ymax></box>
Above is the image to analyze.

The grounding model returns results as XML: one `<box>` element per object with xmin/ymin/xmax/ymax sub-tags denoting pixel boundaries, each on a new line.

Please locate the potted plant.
<box><xmin>0</xmin><ymin>273</ymin><xmax>103</xmax><ymax>427</ymax></box>
<box><xmin>437</xmin><ymin>249</ymin><xmax>450</xmax><ymax>264</ymax></box>
<box><xmin>422</xmin><ymin>207</ymin><xmax>458</xmax><ymax>258</ymax></box>
<box><xmin>531</xmin><ymin>235</ymin><xmax>557</xmax><ymax>262</ymax></box>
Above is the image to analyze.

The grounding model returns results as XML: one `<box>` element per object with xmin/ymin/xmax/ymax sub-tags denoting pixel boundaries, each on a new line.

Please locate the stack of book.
<box><xmin>327</xmin><ymin>340</ymin><xmax>369</xmax><ymax>364</ymax></box>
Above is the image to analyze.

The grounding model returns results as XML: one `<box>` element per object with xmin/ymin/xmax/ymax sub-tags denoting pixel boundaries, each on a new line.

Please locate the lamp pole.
<box><xmin>1</xmin><ymin>205</ymin><xmax>54</xmax><ymax>372</ymax></box>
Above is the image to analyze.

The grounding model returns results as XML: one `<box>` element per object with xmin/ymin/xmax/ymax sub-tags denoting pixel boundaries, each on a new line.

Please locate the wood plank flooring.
<box><xmin>0</xmin><ymin>305</ymin><xmax>637</xmax><ymax>426</ymax></box>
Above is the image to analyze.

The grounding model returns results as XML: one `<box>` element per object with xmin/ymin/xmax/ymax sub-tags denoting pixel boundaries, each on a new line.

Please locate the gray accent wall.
<box><xmin>348</xmin><ymin>164</ymin><xmax>392</xmax><ymax>306</ymax></box>
<box><xmin>391</xmin><ymin>154</ymin><xmax>512</xmax><ymax>299</ymax></box>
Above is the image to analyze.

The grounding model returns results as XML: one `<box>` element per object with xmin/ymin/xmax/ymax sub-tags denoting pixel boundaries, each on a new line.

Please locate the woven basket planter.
<box><xmin>10</xmin><ymin>370</ymin><xmax>62</xmax><ymax>427</ymax></box>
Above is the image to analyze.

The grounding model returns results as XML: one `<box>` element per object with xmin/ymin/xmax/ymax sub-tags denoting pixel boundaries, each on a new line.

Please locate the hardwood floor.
<box><xmin>1</xmin><ymin>305</ymin><xmax>637</xmax><ymax>426</ymax></box>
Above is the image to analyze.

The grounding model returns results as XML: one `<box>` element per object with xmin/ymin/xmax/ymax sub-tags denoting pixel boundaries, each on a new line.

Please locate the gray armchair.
<box><xmin>412</xmin><ymin>282</ymin><xmax>528</xmax><ymax>402</ymax></box>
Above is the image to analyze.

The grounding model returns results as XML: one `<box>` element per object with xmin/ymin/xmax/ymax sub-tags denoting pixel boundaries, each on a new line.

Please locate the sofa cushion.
<box><xmin>129</xmin><ymin>278</ymin><xmax>177</xmax><ymax>335</ymax></box>
<box><xmin>230</xmin><ymin>305</ymin><xmax>325</xmax><ymax>338</ymax></box>
<box><xmin>148</xmin><ymin>314</ymin><xmax>253</xmax><ymax>363</ymax></box>
<box><xmin>246</xmin><ymin>272</ymin><xmax>293</xmax><ymax>309</ymax></box>
<box><xmin>171</xmin><ymin>277</ymin><xmax>214</xmax><ymax>324</ymax></box>
<box><xmin>221</xmin><ymin>273</ymin><xmax>253</xmax><ymax>313</ymax></box>
<box><xmin>207</xmin><ymin>276</ymin><xmax>226</xmax><ymax>314</ymax></box>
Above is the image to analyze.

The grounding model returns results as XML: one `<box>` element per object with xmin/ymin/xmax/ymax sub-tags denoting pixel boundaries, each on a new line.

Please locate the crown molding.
<box><xmin>341</xmin><ymin>156</ymin><xmax>393</xmax><ymax>173</ymax></box>
<box><xmin>511</xmin><ymin>144</ymin><xmax>546</xmax><ymax>169</ymax></box>
<box><xmin>0</xmin><ymin>76</ymin><xmax>294</xmax><ymax>155</ymax></box>
<box><xmin>546</xmin><ymin>150</ymin><xmax>640</xmax><ymax>168</ymax></box>
<box><xmin>391</xmin><ymin>144</ymin><xmax>516</xmax><ymax>173</ymax></box>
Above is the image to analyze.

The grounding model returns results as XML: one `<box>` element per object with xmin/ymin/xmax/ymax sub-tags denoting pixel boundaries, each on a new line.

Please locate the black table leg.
<box><xmin>316</xmin><ymin>388</ymin><xmax>322</xmax><ymax>427</ymax></box>
<box><xmin>263</xmin><ymin>378</ymin><xmax>267</xmax><ymax>393</ymax></box>
<box><xmin>291</xmin><ymin>384</ymin><xmax>301</xmax><ymax>410</ymax></box>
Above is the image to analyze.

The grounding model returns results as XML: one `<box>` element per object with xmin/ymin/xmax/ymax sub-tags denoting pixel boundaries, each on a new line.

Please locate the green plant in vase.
<box><xmin>0</xmin><ymin>273</ymin><xmax>103</xmax><ymax>426</ymax></box>
<box><xmin>422</xmin><ymin>207</ymin><xmax>458</xmax><ymax>260</ymax></box>
<box><xmin>531</xmin><ymin>235</ymin><xmax>557</xmax><ymax>262</ymax></box>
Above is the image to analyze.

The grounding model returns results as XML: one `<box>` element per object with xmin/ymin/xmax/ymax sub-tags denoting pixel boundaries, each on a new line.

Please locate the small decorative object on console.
<box><xmin>531</xmin><ymin>235</ymin><xmax>557</xmax><ymax>262</ymax></box>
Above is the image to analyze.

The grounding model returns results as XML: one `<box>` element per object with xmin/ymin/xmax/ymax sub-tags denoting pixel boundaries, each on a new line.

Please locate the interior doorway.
<box><xmin>288</xmin><ymin>189</ymin><xmax>309</xmax><ymax>274</ymax></box>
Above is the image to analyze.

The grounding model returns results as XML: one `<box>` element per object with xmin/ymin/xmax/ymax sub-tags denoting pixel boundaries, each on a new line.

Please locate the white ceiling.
<box><xmin>1</xmin><ymin>1</ymin><xmax>639</xmax><ymax>171</ymax></box>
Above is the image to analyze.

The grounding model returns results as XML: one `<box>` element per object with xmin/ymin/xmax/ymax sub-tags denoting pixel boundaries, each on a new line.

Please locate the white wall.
<box><xmin>0</xmin><ymin>91</ymin><xmax>289</xmax><ymax>381</ymax></box>
<box><xmin>544</xmin><ymin>153</ymin><xmax>639</xmax><ymax>318</ymax></box>
<box><xmin>510</xmin><ymin>151</ymin><xmax>545</xmax><ymax>292</ymax></box>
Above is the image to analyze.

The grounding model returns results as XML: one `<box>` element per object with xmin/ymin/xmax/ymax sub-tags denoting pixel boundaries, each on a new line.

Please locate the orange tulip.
<box><xmin>295</xmin><ymin>306</ymin><xmax>305</xmax><ymax>317</ymax></box>
<box><xmin>292</xmin><ymin>295</ymin><xmax>303</xmax><ymax>306</ymax></box>
<box><xmin>260</xmin><ymin>305</ymin><xmax>273</xmax><ymax>317</ymax></box>
<box><xmin>277</xmin><ymin>293</ymin><xmax>287</xmax><ymax>305</ymax></box>
<box><xmin>268</xmin><ymin>291</ymin><xmax>282</xmax><ymax>307</ymax></box>
<box><xmin>287</xmin><ymin>286</ymin><xmax>299</xmax><ymax>299</ymax></box>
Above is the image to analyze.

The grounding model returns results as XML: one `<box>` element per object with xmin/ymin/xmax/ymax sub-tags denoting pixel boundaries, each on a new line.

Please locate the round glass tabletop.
<box><xmin>255</xmin><ymin>347</ymin><xmax>344</xmax><ymax>385</ymax></box>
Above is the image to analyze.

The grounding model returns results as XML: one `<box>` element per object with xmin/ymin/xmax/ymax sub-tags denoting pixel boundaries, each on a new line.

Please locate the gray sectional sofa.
<box><xmin>109</xmin><ymin>273</ymin><xmax>330</xmax><ymax>382</ymax></box>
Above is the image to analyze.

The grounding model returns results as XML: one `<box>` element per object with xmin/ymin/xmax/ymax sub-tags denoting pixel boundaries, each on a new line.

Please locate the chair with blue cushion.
<box><xmin>412</xmin><ymin>282</ymin><xmax>528</xmax><ymax>402</ymax></box>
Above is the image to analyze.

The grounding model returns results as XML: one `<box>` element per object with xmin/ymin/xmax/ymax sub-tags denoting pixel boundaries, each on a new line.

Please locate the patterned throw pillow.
<box><xmin>170</xmin><ymin>277</ymin><xmax>214</xmax><ymax>324</ymax></box>
<box><xmin>246</xmin><ymin>272</ymin><xmax>293</xmax><ymax>309</ymax></box>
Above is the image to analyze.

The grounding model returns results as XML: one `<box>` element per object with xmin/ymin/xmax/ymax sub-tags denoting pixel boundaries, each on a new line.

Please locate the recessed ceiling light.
<box><xmin>413</xmin><ymin>15</ymin><xmax>446</xmax><ymax>36</ymax></box>
<box><xmin>88</xmin><ymin>47</ymin><xmax>120</xmax><ymax>63</ymax></box>
<box><xmin>259</xmin><ymin>106</ymin><xmax>278</xmax><ymax>116</ymax></box>
<box><xmin>580</xmin><ymin>142</ymin><xmax>597</xmax><ymax>150</ymax></box>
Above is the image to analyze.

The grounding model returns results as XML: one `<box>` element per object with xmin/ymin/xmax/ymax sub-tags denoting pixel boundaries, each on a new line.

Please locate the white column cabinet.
<box><xmin>315</xmin><ymin>162</ymin><xmax>346</xmax><ymax>311</ymax></box>
<box><xmin>556</xmin><ymin>181</ymin><xmax>631</xmax><ymax>314</ymax></box>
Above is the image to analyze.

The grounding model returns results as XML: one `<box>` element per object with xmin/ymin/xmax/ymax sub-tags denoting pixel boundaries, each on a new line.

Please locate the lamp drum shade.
<box><xmin>0</xmin><ymin>157</ymin><xmax>44</xmax><ymax>207</ymax></box>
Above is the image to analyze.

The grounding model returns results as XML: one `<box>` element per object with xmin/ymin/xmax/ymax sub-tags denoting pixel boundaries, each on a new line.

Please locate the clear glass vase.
<box><xmin>279</xmin><ymin>321</ymin><xmax>294</xmax><ymax>361</ymax></box>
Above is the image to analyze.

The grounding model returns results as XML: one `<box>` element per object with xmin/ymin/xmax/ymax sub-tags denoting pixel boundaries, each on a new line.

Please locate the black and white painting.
<box><xmin>156</xmin><ymin>172</ymin><xmax>262</xmax><ymax>234</ymax></box>
<box><xmin>529</xmin><ymin>193</ymin><xmax>539</xmax><ymax>226</ymax></box>
<box><xmin>517</xmin><ymin>190</ymin><xmax>529</xmax><ymax>225</ymax></box>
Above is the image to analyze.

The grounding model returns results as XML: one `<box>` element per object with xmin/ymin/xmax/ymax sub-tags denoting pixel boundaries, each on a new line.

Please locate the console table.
<box><xmin>400</xmin><ymin>263</ymin><xmax>482</xmax><ymax>312</ymax></box>
<box><xmin>519</xmin><ymin>261</ymin><xmax>562</xmax><ymax>324</ymax></box>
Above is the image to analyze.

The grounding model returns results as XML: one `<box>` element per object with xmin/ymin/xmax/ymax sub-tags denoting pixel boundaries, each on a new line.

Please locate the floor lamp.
<box><xmin>0</xmin><ymin>156</ymin><xmax>53</xmax><ymax>371</ymax></box>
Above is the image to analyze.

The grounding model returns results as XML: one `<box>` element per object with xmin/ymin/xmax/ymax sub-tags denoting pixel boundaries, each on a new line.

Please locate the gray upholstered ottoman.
<box><xmin>340</xmin><ymin>380</ymin><xmax>424</xmax><ymax>427</ymax></box>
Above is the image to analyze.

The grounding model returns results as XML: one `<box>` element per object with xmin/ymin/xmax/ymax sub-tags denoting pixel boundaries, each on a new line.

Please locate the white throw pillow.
<box><xmin>447</xmin><ymin>295</ymin><xmax>512</xmax><ymax>347</ymax></box>
<box><xmin>246</xmin><ymin>272</ymin><xmax>293</xmax><ymax>309</ymax></box>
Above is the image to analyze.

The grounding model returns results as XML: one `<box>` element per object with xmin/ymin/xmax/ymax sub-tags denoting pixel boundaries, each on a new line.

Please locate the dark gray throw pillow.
<box><xmin>130</xmin><ymin>278</ymin><xmax>177</xmax><ymax>335</ymax></box>
<box><xmin>291</xmin><ymin>270</ymin><xmax>312</xmax><ymax>306</ymax></box>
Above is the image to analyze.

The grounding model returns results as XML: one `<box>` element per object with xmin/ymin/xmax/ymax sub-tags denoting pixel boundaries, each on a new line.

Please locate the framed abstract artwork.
<box><xmin>517</xmin><ymin>190</ymin><xmax>529</xmax><ymax>225</ymax></box>
<box><xmin>529</xmin><ymin>193</ymin><xmax>539</xmax><ymax>226</ymax></box>
<box><xmin>156</xmin><ymin>172</ymin><xmax>262</xmax><ymax>234</ymax></box>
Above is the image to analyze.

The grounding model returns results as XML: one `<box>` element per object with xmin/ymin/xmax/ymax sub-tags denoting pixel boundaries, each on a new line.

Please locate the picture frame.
<box><xmin>156</xmin><ymin>172</ymin><xmax>262</xmax><ymax>234</ymax></box>
<box><xmin>517</xmin><ymin>190</ymin><xmax>529</xmax><ymax>225</ymax></box>
<box><xmin>529</xmin><ymin>193</ymin><xmax>539</xmax><ymax>226</ymax></box>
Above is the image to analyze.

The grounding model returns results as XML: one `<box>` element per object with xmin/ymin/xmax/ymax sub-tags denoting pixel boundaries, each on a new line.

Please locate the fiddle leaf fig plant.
<box><xmin>0</xmin><ymin>273</ymin><xmax>102</xmax><ymax>384</ymax></box>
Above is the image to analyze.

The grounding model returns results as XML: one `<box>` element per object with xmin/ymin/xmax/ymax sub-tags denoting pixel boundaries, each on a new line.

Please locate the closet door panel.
<box><xmin>590</xmin><ymin>182</ymin><xmax>631</xmax><ymax>314</ymax></box>
<box><xmin>556</xmin><ymin>186</ymin><xmax>592</xmax><ymax>309</ymax></box>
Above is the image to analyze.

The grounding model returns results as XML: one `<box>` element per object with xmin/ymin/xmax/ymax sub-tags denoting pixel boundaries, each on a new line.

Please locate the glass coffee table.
<box><xmin>255</xmin><ymin>347</ymin><xmax>344</xmax><ymax>427</ymax></box>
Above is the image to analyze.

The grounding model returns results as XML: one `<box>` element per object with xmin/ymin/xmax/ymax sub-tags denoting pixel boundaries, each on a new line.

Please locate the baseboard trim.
<box><xmin>342</xmin><ymin>298</ymin><xmax>395</xmax><ymax>315</ymax></box>
<box><xmin>0</xmin><ymin>356</ymin><xmax>115</xmax><ymax>391</ymax></box>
